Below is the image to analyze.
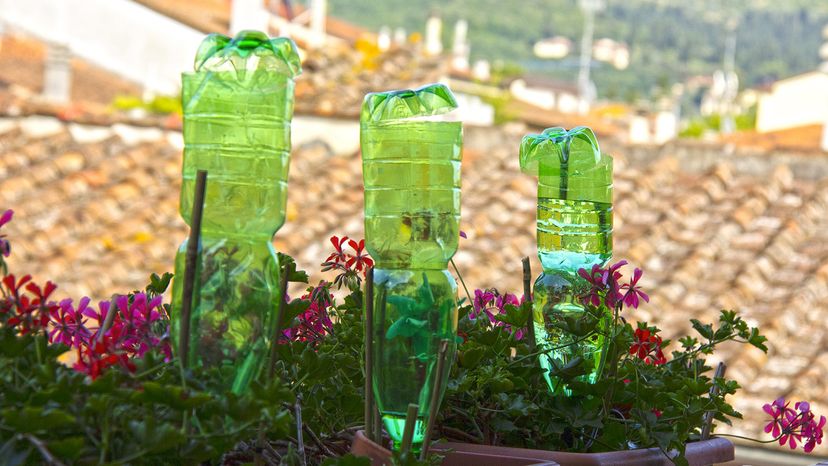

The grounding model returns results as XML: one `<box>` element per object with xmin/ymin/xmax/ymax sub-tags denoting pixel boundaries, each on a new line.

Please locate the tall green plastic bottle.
<box><xmin>519</xmin><ymin>127</ymin><xmax>613</xmax><ymax>394</ymax></box>
<box><xmin>361</xmin><ymin>84</ymin><xmax>461</xmax><ymax>449</ymax></box>
<box><xmin>171</xmin><ymin>31</ymin><xmax>301</xmax><ymax>394</ymax></box>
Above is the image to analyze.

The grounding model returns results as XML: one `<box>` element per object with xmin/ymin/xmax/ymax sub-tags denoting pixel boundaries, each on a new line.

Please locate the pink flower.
<box><xmin>620</xmin><ymin>268</ymin><xmax>649</xmax><ymax>309</ymax></box>
<box><xmin>48</xmin><ymin>297</ymin><xmax>92</xmax><ymax>347</ymax></box>
<box><xmin>470</xmin><ymin>288</ymin><xmax>526</xmax><ymax>340</ymax></box>
<box><xmin>0</xmin><ymin>209</ymin><xmax>12</xmax><ymax>257</ymax></box>
<box><xmin>764</xmin><ymin>398</ymin><xmax>826</xmax><ymax>453</ymax></box>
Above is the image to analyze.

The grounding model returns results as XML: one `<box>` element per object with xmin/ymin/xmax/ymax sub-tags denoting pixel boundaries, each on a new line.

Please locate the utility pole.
<box><xmin>720</xmin><ymin>17</ymin><xmax>739</xmax><ymax>135</ymax></box>
<box><xmin>577</xmin><ymin>0</ymin><xmax>603</xmax><ymax>114</ymax></box>
<box><xmin>821</xmin><ymin>24</ymin><xmax>828</xmax><ymax>152</ymax></box>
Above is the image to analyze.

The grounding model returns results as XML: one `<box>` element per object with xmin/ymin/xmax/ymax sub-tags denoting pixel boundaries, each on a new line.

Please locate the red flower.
<box><xmin>346</xmin><ymin>238</ymin><xmax>374</xmax><ymax>273</ymax></box>
<box><xmin>325</xmin><ymin>235</ymin><xmax>350</xmax><ymax>264</ymax></box>
<box><xmin>630</xmin><ymin>327</ymin><xmax>666</xmax><ymax>365</ymax></box>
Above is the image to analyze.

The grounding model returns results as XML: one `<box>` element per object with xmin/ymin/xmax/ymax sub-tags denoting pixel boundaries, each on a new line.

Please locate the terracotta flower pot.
<box><xmin>351</xmin><ymin>430</ymin><xmax>735</xmax><ymax>466</ymax></box>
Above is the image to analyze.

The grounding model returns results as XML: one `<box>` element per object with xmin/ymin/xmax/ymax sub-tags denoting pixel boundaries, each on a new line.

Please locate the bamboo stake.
<box><xmin>521</xmin><ymin>257</ymin><xmax>536</xmax><ymax>351</ymax></box>
<box><xmin>364</xmin><ymin>267</ymin><xmax>375</xmax><ymax>441</ymax></box>
<box><xmin>373</xmin><ymin>408</ymin><xmax>382</xmax><ymax>446</ymax></box>
<box><xmin>179</xmin><ymin>169</ymin><xmax>208</xmax><ymax>369</ymax></box>
<box><xmin>374</xmin><ymin>287</ymin><xmax>388</xmax><ymax>444</ymax></box>
<box><xmin>400</xmin><ymin>403</ymin><xmax>419</xmax><ymax>455</ymax></box>
<box><xmin>420</xmin><ymin>340</ymin><xmax>449</xmax><ymax>460</ymax></box>
<box><xmin>701</xmin><ymin>362</ymin><xmax>727</xmax><ymax>440</ymax></box>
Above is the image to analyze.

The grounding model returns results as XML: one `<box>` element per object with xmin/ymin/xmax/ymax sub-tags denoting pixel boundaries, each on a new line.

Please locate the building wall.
<box><xmin>756</xmin><ymin>72</ymin><xmax>828</xmax><ymax>133</ymax></box>
<box><xmin>0</xmin><ymin>0</ymin><xmax>203</xmax><ymax>95</ymax></box>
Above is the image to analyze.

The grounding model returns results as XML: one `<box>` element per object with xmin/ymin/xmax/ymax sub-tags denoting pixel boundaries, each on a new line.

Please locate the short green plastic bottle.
<box><xmin>361</xmin><ymin>84</ymin><xmax>462</xmax><ymax>449</ymax></box>
<box><xmin>171</xmin><ymin>31</ymin><xmax>301</xmax><ymax>394</ymax></box>
<box><xmin>519</xmin><ymin>127</ymin><xmax>613</xmax><ymax>394</ymax></box>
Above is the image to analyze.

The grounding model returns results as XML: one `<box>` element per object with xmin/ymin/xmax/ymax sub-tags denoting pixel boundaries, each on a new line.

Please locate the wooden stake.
<box><xmin>364</xmin><ymin>267</ymin><xmax>375</xmax><ymax>441</ymax></box>
<box><xmin>701</xmin><ymin>362</ymin><xmax>727</xmax><ymax>440</ymax></box>
<box><xmin>420</xmin><ymin>340</ymin><xmax>449</xmax><ymax>460</ymax></box>
<box><xmin>400</xmin><ymin>403</ymin><xmax>419</xmax><ymax>455</ymax></box>
<box><xmin>521</xmin><ymin>257</ymin><xmax>536</xmax><ymax>351</ymax></box>
<box><xmin>179</xmin><ymin>169</ymin><xmax>208</xmax><ymax>369</ymax></box>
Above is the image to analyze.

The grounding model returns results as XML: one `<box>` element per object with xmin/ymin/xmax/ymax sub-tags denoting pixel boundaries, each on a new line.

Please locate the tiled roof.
<box><xmin>722</xmin><ymin>124</ymin><xmax>826</xmax><ymax>153</ymax></box>
<box><xmin>0</xmin><ymin>34</ymin><xmax>141</xmax><ymax>108</ymax></box>
<box><xmin>2</xmin><ymin>116</ymin><xmax>827</xmax><ymax>452</ymax></box>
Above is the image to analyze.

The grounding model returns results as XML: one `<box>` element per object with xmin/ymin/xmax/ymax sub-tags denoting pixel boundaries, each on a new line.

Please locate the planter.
<box><xmin>351</xmin><ymin>430</ymin><xmax>734</xmax><ymax>466</ymax></box>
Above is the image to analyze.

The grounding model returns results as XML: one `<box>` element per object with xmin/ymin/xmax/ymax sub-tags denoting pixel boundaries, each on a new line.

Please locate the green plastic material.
<box><xmin>361</xmin><ymin>84</ymin><xmax>461</xmax><ymax>448</ymax></box>
<box><xmin>171</xmin><ymin>31</ymin><xmax>301</xmax><ymax>394</ymax></box>
<box><xmin>519</xmin><ymin>126</ymin><xmax>613</xmax><ymax>394</ymax></box>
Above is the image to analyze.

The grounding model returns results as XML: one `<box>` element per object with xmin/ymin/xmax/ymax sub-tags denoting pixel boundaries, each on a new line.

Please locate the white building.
<box><xmin>756</xmin><ymin>71</ymin><xmax>828</xmax><ymax>133</ymax></box>
<box><xmin>507</xmin><ymin>76</ymin><xmax>584</xmax><ymax>114</ymax></box>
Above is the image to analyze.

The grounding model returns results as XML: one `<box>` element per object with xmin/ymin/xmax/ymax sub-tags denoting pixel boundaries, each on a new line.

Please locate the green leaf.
<box><xmin>386</xmin><ymin>317</ymin><xmax>427</xmax><ymax>339</ymax></box>
<box><xmin>458</xmin><ymin>347</ymin><xmax>485</xmax><ymax>369</ymax></box>
<box><xmin>747</xmin><ymin>328</ymin><xmax>768</xmax><ymax>352</ymax></box>
<box><xmin>278</xmin><ymin>252</ymin><xmax>309</xmax><ymax>283</ymax></box>
<box><xmin>46</xmin><ymin>437</ymin><xmax>84</xmax><ymax>460</ymax></box>
<box><xmin>690</xmin><ymin>319</ymin><xmax>714</xmax><ymax>340</ymax></box>
<box><xmin>490</xmin><ymin>417</ymin><xmax>517</xmax><ymax>432</ymax></box>
<box><xmin>146</xmin><ymin>272</ymin><xmax>174</xmax><ymax>295</ymax></box>
<box><xmin>2</xmin><ymin>407</ymin><xmax>75</xmax><ymax>433</ymax></box>
<box><xmin>321</xmin><ymin>454</ymin><xmax>371</xmax><ymax>466</ymax></box>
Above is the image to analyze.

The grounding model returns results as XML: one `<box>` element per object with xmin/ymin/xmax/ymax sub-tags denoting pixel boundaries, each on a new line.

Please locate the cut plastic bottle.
<box><xmin>171</xmin><ymin>30</ymin><xmax>301</xmax><ymax>394</ymax></box>
<box><xmin>519</xmin><ymin>126</ymin><xmax>613</xmax><ymax>394</ymax></box>
<box><xmin>361</xmin><ymin>83</ymin><xmax>461</xmax><ymax>449</ymax></box>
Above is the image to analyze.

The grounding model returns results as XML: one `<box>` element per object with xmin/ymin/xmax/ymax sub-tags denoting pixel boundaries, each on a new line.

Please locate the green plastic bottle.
<box><xmin>519</xmin><ymin>126</ymin><xmax>613</xmax><ymax>394</ymax></box>
<box><xmin>361</xmin><ymin>83</ymin><xmax>461</xmax><ymax>448</ymax></box>
<box><xmin>171</xmin><ymin>31</ymin><xmax>301</xmax><ymax>394</ymax></box>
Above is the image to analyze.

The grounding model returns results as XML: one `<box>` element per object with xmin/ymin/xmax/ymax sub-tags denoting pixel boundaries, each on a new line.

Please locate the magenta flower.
<box><xmin>620</xmin><ymin>267</ymin><xmax>649</xmax><ymax>309</ymax></box>
<box><xmin>469</xmin><ymin>288</ymin><xmax>526</xmax><ymax>340</ymax></box>
<box><xmin>764</xmin><ymin>397</ymin><xmax>826</xmax><ymax>453</ymax></box>
<box><xmin>763</xmin><ymin>397</ymin><xmax>790</xmax><ymax>438</ymax></box>
<box><xmin>48</xmin><ymin>297</ymin><xmax>92</xmax><ymax>347</ymax></box>
<box><xmin>578</xmin><ymin>261</ymin><xmax>629</xmax><ymax>308</ymax></box>
<box><xmin>0</xmin><ymin>209</ymin><xmax>12</xmax><ymax>257</ymax></box>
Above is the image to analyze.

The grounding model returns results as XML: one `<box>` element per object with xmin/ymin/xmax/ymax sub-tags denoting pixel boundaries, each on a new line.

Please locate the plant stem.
<box><xmin>21</xmin><ymin>434</ymin><xmax>66</xmax><ymax>466</ymax></box>
<box><xmin>450</xmin><ymin>258</ymin><xmax>473</xmax><ymax>306</ymax></box>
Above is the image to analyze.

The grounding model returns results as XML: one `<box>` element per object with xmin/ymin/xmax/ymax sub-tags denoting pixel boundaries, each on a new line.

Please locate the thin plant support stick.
<box><xmin>97</xmin><ymin>297</ymin><xmax>119</xmax><ymax>343</ymax></box>
<box><xmin>372</xmin><ymin>405</ymin><xmax>382</xmax><ymax>447</ymax></box>
<box><xmin>295</xmin><ymin>395</ymin><xmax>306</xmax><ymax>466</ymax></box>
<box><xmin>400</xmin><ymin>403</ymin><xmax>420</xmax><ymax>455</ymax></box>
<box><xmin>374</xmin><ymin>288</ymin><xmax>387</xmax><ymax>444</ymax></box>
<box><xmin>521</xmin><ymin>257</ymin><xmax>536</xmax><ymax>351</ymax></box>
<box><xmin>257</xmin><ymin>262</ymin><xmax>292</xmax><ymax>465</ymax></box>
<box><xmin>420</xmin><ymin>340</ymin><xmax>449</xmax><ymax>460</ymax></box>
<box><xmin>364</xmin><ymin>267</ymin><xmax>375</xmax><ymax>441</ymax></box>
<box><xmin>701</xmin><ymin>362</ymin><xmax>727</xmax><ymax>440</ymax></box>
<box><xmin>179</xmin><ymin>169</ymin><xmax>208</xmax><ymax>369</ymax></box>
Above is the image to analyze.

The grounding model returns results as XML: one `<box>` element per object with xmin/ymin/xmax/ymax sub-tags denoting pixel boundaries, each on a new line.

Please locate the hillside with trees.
<box><xmin>328</xmin><ymin>0</ymin><xmax>828</xmax><ymax>101</ymax></box>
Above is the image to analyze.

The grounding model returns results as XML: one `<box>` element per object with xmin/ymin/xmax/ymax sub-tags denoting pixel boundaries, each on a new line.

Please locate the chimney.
<box><xmin>42</xmin><ymin>42</ymin><xmax>72</xmax><ymax>104</ymax></box>
<box><xmin>425</xmin><ymin>12</ymin><xmax>442</xmax><ymax>56</ymax></box>
<box><xmin>230</xmin><ymin>0</ymin><xmax>269</xmax><ymax>36</ymax></box>
<box><xmin>394</xmin><ymin>27</ymin><xmax>407</xmax><ymax>45</ymax></box>
<box><xmin>451</xmin><ymin>19</ymin><xmax>469</xmax><ymax>71</ymax></box>
<box><xmin>378</xmin><ymin>26</ymin><xmax>391</xmax><ymax>51</ymax></box>
<box><xmin>309</xmin><ymin>0</ymin><xmax>327</xmax><ymax>48</ymax></box>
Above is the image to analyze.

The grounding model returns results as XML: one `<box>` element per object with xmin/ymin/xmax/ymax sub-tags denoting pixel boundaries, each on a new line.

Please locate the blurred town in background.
<box><xmin>1</xmin><ymin>0</ymin><xmax>827</xmax><ymax>463</ymax></box>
